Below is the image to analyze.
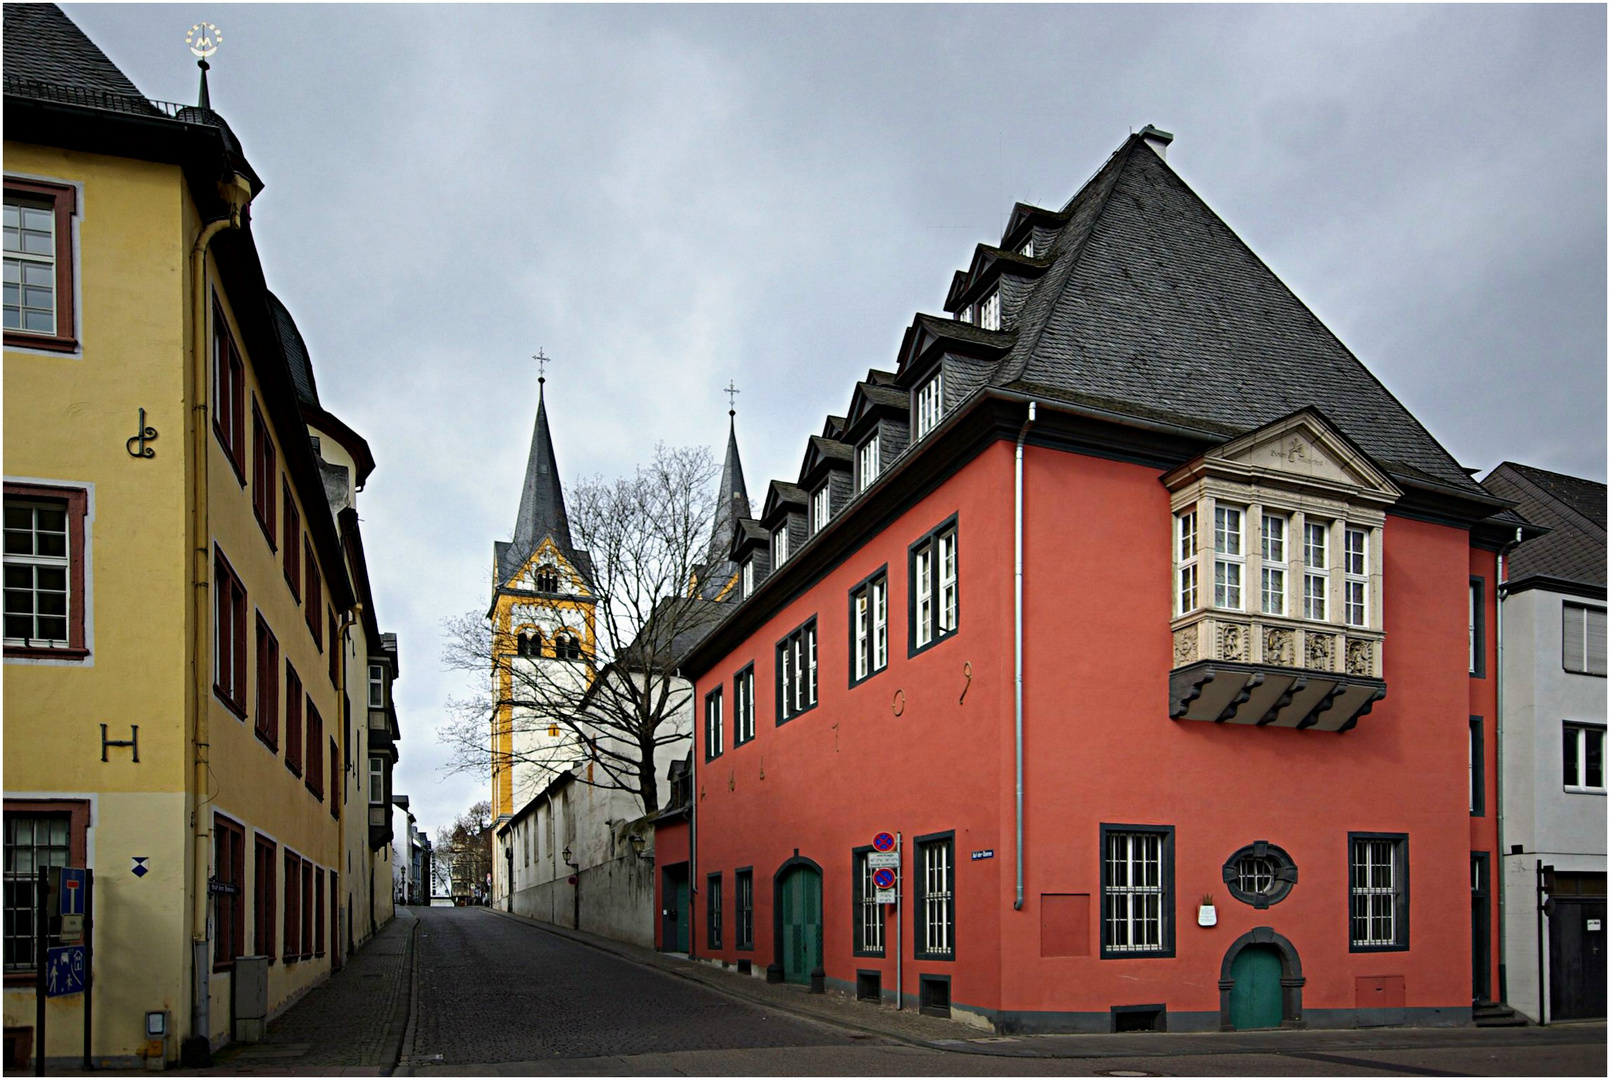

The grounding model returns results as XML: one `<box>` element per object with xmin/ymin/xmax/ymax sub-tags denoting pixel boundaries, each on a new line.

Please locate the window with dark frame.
<box><xmin>733</xmin><ymin>665</ymin><xmax>755</xmax><ymax>746</ymax></box>
<box><xmin>285</xmin><ymin>663</ymin><xmax>304</xmax><ymax>776</ymax></box>
<box><xmin>2</xmin><ymin>802</ymin><xmax>86</xmax><ymax>974</ymax></box>
<box><xmin>1100</xmin><ymin>824</ymin><xmax>1174</xmax><ymax>958</ymax></box>
<box><xmin>300</xmin><ymin>857</ymin><xmax>313</xmax><ymax>959</ymax></box>
<box><xmin>314</xmin><ymin>868</ymin><xmax>326</xmax><ymax>957</ymax></box>
<box><xmin>282</xmin><ymin>485</ymin><xmax>301</xmax><ymax>599</ymax></box>
<box><xmin>849</xmin><ymin>570</ymin><xmax>889</xmax><ymax>685</ymax></box>
<box><xmin>706</xmin><ymin>873</ymin><xmax>723</xmax><ymax>949</ymax></box>
<box><xmin>1470</xmin><ymin>717</ymin><xmax>1486</xmax><ymax>815</ymax></box>
<box><xmin>4</xmin><ymin>179</ymin><xmax>78</xmax><ymax>352</ymax></box>
<box><xmin>330</xmin><ymin>739</ymin><xmax>341</xmax><ymax>820</ymax></box>
<box><xmin>306</xmin><ymin>699</ymin><xmax>325</xmax><ymax>800</ymax></box>
<box><xmin>775</xmin><ymin>618</ymin><xmax>818</xmax><ymax>723</ymax></box>
<box><xmin>704</xmin><ymin>687</ymin><xmax>723</xmax><ymax>760</ymax></box>
<box><xmin>254</xmin><ymin>833</ymin><xmax>277</xmax><ymax>963</ymax></box>
<box><xmin>1221</xmin><ymin>841</ymin><xmax>1297</xmax><ymax>908</ymax></box>
<box><xmin>255</xmin><ymin>615</ymin><xmax>279</xmax><ymax>750</ymax></box>
<box><xmin>1469</xmin><ymin>577</ymin><xmax>1485</xmax><ymax>677</ymax></box>
<box><xmin>305</xmin><ymin>540</ymin><xmax>322</xmax><ymax>646</ymax></box>
<box><xmin>910</xmin><ymin>519</ymin><xmax>958</xmax><ymax>655</ymax></box>
<box><xmin>3</xmin><ymin>485</ymin><xmax>89</xmax><ymax>658</ymax></box>
<box><xmin>1564</xmin><ymin>723</ymin><xmax>1606</xmax><ymax>792</ymax></box>
<box><xmin>914</xmin><ymin>833</ymin><xmax>954</xmax><ymax>960</ymax></box>
<box><xmin>214</xmin><ymin>548</ymin><xmax>248</xmax><ymax>717</ymax></box>
<box><xmin>1563</xmin><ymin>602</ymin><xmax>1607</xmax><ymax>676</ymax></box>
<box><xmin>212</xmin><ymin>815</ymin><xmax>246</xmax><ymax>971</ymax></box>
<box><xmin>328</xmin><ymin>608</ymin><xmax>340</xmax><ymax>687</ymax></box>
<box><xmin>1348</xmin><ymin>833</ymin><xmax>1408</xmax><ymax>951</ymax></box>
<box><xmin>283</xmin><ymin>850</ymin><xmax>301</xmax><ymax>962</ymax></box>
<box><xmin>735</xmin><ymin>868</ymin><xmax>753</xmax><ymax>951</ymax></box>
<box><xmin>853</xmin><ymin>848</ymin><xmax>885</xmax><ymax>956</ymax></box>
<box><xmin>251</xmin><ymin>400</ymin><xmax>277</xmax><ymax>546</ymax></box>
<box><xmin>212</xmin><ymin>301</ymin><xmax>246</xmax><ymax>480</ymax></box>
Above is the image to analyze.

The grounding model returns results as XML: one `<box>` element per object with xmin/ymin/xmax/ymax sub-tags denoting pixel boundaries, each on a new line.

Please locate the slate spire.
<box><xmin>707</xmin><ymin>410</ymin><xmax>750</xmax><ymax>564</ymax></box>
<box><xmin>512</xmin><ymin>379</ymin><xmax>572</xmax><ymax>556</ymax></box>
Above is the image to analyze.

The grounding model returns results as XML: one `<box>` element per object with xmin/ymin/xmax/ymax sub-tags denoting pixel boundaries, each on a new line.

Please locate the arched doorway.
<box><xmin>773</xmin><ymin>858</ymin><xmax>823</xmax><ymax>985</ymax></box>
<box><xmin>1219</xmin><ymin>927</ymin><xmax>1305</xmax><ymax>1030</ymax></box>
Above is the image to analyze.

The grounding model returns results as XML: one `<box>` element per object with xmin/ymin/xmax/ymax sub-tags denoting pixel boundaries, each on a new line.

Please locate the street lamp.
<box><xmin>628</xmin><ymin>833</ymin><xmax>650</xmax><ymax>861</ymax></box>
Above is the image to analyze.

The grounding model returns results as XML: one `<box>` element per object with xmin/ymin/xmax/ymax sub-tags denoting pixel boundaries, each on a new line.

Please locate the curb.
<box><xmin>387</xmin><ymin>915</ymin><xmax>421</xmax><ymax>1075</ymax></box>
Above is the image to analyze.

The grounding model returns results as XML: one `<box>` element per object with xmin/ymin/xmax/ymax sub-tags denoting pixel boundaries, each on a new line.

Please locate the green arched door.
<box><xmin>779</xmin><ymin>866</ymin><xmax>823</xmax><ymax>984</ymax></box>
<box><xmin>1229</xmin><ymin>944</ymin><xmax>1284</xmax><ymax>1030</ymax></box>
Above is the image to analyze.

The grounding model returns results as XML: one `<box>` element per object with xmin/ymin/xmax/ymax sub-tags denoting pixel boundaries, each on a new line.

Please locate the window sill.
<box><xmin>908</xmin><ymin>630</ymin><xmax>958</xmax><ymax>661</ymax></box>
<box><xmin>4</xmin><ymin>330</ymin><xmax>79</xmax><ymax>353</ymax></box>
<box><xmin>848</xmin><ymin>665</ymin><xmax>888</xmax><ymax>690</ymax></box>
<box><xmin>254</xmin><ymin>727</ymin><xmax>279</xmax><ymax>754</ymax></box>
<box><xmin>213</xmin><ymin>425</ymin><xmax>247</xmax><ymax>487</ymax></box>
<box><xmin>1099</xmin><ymin>948</ymin><xmax>1176</xmax><ymax>960</ymax></box>
<box><xmin>776</xmin><ymin>702</ymin><xmax>818</xmax><ymax>727</ymax></box>
<box><xmin>214</xmin><ymin>688</ymin><xmax>247</xmax><ymax>721</ymax></box>
<box><xmin>4</xmin><ymin>644</ymin><xmax>89</xmax><ymax>661</ymax></box>
<box><xmin>912</xmin><ymin>952</ymin><xmax>956</xmax><ymax>963</ymax></box>
<box><xmin>1563</xmin><ymin>786</ymin><xmax>1607</xmax><ymax>796</ymax></box>
<box><xmin>256</xmin><ymin>514</ymin><xmax>277</xmax><ymax>554</ymax></box>
<box><xmin>1348</xmin><ymin>942</ymin><xmax>1409</xmax><ymax>954</ymax></box>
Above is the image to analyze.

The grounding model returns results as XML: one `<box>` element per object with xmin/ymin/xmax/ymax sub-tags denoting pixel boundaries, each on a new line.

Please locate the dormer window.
<box><xmin>956</xmin><ymin>304</ymin><xmax>974</xmax><ymax>325</ymax></box>
<box><xmin>979</xmin><ymin>288</ymin><xmax>1001</xmax><ymax>332</ymax></box>
<box><xmin>772</xmin><ymin>526</ymin><xmax>789</xmax><ymax>566</ymax></box>
<box><xmin>810</xmin><ymin>486</ymin><xmax>832</xmax><ymax>534</ymax></box>
<box><xmin>914</xmin><ymin>372</ymin><xmax>944</xmax><ymax>441</ymax></box>
<box><xmin>858</xmin><ymin>438</ymin><xmax>880</xmax><ymax>492</ymax></box>
<box><xmin>1017</xmin><ymin>235</ymin><xmax>1035</xmax><ymax>258</ymax></box>
<box><xmin>740</xmin><ymin>558</ymin><xmax>754</xmax><ymax>599</ymax></box>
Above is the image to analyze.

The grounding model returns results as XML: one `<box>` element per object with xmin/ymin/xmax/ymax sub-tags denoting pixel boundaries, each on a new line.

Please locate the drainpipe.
<box><xmin>335</xmin><ymin>606</ymin><xmax>359</xmax><ymax>967</ymax></box>
<box><xmin>1013</xmin><ymin>401</ymin><xmax>1036</xmax><ymax>911</ymax></box>
<box><xmin>1494</xmin><ymin>526</ymin><xmax>1521</xmax><ymax>1007</ymax></box>
<box><xmin>187</xmin><ymin>174</ymin><xmax>251</xmax><ymax>1058</ymax></box>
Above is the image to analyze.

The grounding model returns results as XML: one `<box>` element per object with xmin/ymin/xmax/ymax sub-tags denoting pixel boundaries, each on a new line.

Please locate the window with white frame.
<box><xmin>1260</xmin><ymin>513</ymin><xmax>1287</xmax><ymax>616</ymax></box>
<box><xmin>811</xmin><ymin>485</ymin><xmax>832</xmax><ymax>534</ymax></box>
<box><xmin>1348</xmin><ymin>834</ymin><xmax>1407</xmax><ymax>950</ymax></box>
<box><xmin>858</xmin><ymin>438</ymin><xmax>880</xmax><ymax>492</ymax></box>
<box><xmin>1563</xmin><ymin>723</ymin><xmax>1605</xmax><ymax>791</ymax></box>
<box><xmin>914</xmin><ymin>372</ymin><xmax>944</xmax><ymax>440</ymax></box>
<box><xmin>369</xmin><ymin>757</ymin><xmax>385</xmax><ymax>804</ymax></box>
<box><xmin>1562</xmin><ymin>603</ymin><xmax>1607</xmax><ymax>676</ymax></box>
<box><xmin>979</xmin><ymin>288</ymin><xmax>1001</xmax><ymax>331</ymax></box>
<box><xmin>1101</xmin><ymin>826</ymin><xmax>1172</xmax><ymax>956</ymax></box>
<box><xmin>912</xmin><ymin>521</ymin><xmax>958</xmax><ymax>652</ymax></box>
<box><xmin>368</xmin><ymin>664</ymin><xmax>385</xmax><ymax>709</ymax></box>
<box><xmin>1176</xmin><ymin>510</ymin><xmax>1198</xmax><ymax>614</ymax></box>
<box><xmin>740</xmin><ymin>558</ymin><xmax>754</xmax><ymax>599</ymax></box>
<box><xmin>1018</xmin><ymin>235</ymin><xmax>1035</xmax><ymax>258</ymax></box>
<box><xmin>1302</xmin><ymin>522</ymin><xmax>1328</xmax><ymax>621</ymax></box>
<box><xmin>850</xmin><ymin>572</ymin><xmax>888</xmax><ymax>684</ymax></box>
<box><xmin>956</xmin><ymin>304</ymin><xmax>974</xmax><ymax>325</ymax></box>
<box><xmin>704</xmin><ymin>687</ymin><xmax>723</xmax><ymax>760</ymax></box>
<box><xmin>1343</xmin><ymin>527</ymin><xmax>1368</xmax><ymax>627</ymax></box>
<box><xmin>854</xmin><ymin>849</ymin><xmax>886</xmax><ymax>955</ymax></box>
<box><xmin>772</xmin><ymin>525</ymin><xmax>789</xmax><ymax>567</ymax></box>
<box><xmin>733</xmin><ymin>665</ymin><xmax>755</xmax><ymax>745</ymax></box>
<box><xmin>916</xmin><ymin>835</ymin><xmax>953</xmax><ymax>959</ymax></box>
<box><xmin>1213</xmin><ymin>506</ymin><xmax>1244</xmax><ymax>610</ymax></box>
<box><xmin>776</xmin><ymin>618</ymin><xmax>817</xmax><ymax>723</ymax></box>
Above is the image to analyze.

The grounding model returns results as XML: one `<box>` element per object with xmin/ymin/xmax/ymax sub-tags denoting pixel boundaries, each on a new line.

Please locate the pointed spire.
<box><xmin>707</xmin><ymin>408</ymin><xmax>751</xmax><ymax>563</ymax></box>
<box><xmin>196</xmin><ymin>58</ymin><xmax>211</xmax><ymax>109</ymax></box>
<box><xmin>512</xmin><ymin>379</ymin><xmax>572</xmax><ymax>556</ymax></box>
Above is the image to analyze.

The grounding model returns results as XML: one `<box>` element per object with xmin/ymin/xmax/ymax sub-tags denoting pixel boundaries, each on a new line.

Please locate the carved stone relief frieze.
<box><xmin>1346</xmin><ymin>638</ymin><xmax>1373</xmax><ymax>677</ymax></box>
<box><xmin>1219</xmin><ymin>622</ymin><xmax>1248</xmax><ymax>662</ymax></box>
<box><xmin>1173</xmin><ymin>624</ymin><xmax>1199</xmax><ymax>667</ymax></box>
<box><xmin>1305</xmin><ymin>631</ymin><xmax>1334</xmax><ymax>672</ymax></box>
<box><xmin>1264</xmin><ymin>627</ymin><xmax>1294</xmax><ymax>667</ymax></box>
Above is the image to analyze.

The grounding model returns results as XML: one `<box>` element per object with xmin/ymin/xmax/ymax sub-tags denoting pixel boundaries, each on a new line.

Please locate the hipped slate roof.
<box><xmin>4</xmin><ymin>4</ymin><xmax>146</xmax><ymax>98</ymax></box>
<box><xmin>496</xmin><ymin>386</ymin><xmax>591</xmax><ymax>587</ymax></box>
<box><xmin>1482</xmin><ymin>463</ymin><xmax>1606</xmax><ymax>589</ymax></box>
<box><xmin>978</xmin><ymin>134</ymin><xmax>1485</xmax><ymax>498</ymax></box>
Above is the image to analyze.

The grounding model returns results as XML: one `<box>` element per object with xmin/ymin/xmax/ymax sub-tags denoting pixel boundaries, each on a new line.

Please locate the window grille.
<box><xmin>855</xmin><ymin>852</ymin><xmax>885</xmax><ymax>955</ymax></box>
<box><xmin>1103</xmin><ymin>830</ymin><xmax>1166</xmax><ymax>953</ymax></box>
<box><xmin>736</xmin><ymin>870</ymin><xmax>753</xmax><ymax>950</ymax></box>
<box><xmin>917</xmin><ymin>838</ymin><xmax>953</xmax><ymax>958</ymax></box>
<box><xmin>706</xmin><ymin>874</ymin><xmax>723</xmax><ymax>949</ymax></box>
<box><xmin>3</xmin><ymin>813</ymin><xmax>69</xmax><ymax>971</ymax></box>
<box><xmin>1349</xmin><ymin>837</ymin><xmax>1402</xmax><ymax>948</ymax></box>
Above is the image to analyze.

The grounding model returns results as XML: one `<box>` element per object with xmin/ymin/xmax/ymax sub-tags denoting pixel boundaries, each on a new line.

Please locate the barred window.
<box><xmin>915</xmin><ymin>835</ymin><xmax>953</xmax><ymax>959</ymax></box>
<box><xmin>1349</xmin><ymin>834</ymin><xmax>1407</xmax><ymax>950</ymax></box>
<box><xmin>706</xmin><ymin>873</ymin><xmax>723</xmax><ymax>950</ymax></box>
<box><xmin>1101</xmin><ymin>826</ymin><xmax>1173</xmax><ymax>957</ymax></box>
<box><xmin>736</xmin><ymin>869</ymin><xmax>753</xmax><ymax>950</ymax></box>
<box><xmin>853</xmin><ymin>850</ymin><xmax>885</xmax><ymax>956</ymax></box>
<box><xmin>2</xmin><ymin>807</ymin><xmax>83</xmax><ymax>972</ymax></box>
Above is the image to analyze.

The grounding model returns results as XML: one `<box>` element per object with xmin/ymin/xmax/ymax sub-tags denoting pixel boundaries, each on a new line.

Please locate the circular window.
<box><xmin>1222</xmin><ymin>842</ymin><xmax>1297</xmax><ymax>908</ymax></box>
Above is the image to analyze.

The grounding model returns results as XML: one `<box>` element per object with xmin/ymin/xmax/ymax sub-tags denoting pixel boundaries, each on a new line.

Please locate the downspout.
<box><xmin>1013</xmin><ymin>401</ymin><xmax>1036</xmax><ymax>911</ymax></box>
<box><xmin>335</xmin><ymin>606</ymin><xmax>359</xmax><ymax>965</ymax></box>
<box><xmin>187</xmin><ymin>174</ymin><xmax>251</xmax><ymax>1056</ymax></box>
<box><xmin>1494</xmin><ymin>526</ymin><xmax>1521</xmax><ymax>1007</ymax></box>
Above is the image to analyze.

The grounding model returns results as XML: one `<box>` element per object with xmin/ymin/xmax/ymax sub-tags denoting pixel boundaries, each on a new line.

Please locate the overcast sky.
<box><xmin>61</xmin><ymin>3</ymin><xmax>1607</xmax><ymax>839</ymax></box>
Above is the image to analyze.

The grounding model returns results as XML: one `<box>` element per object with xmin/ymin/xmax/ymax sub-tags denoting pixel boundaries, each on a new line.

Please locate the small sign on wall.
<box><xmin>971</xmin><ymin>849</ymin><xmax>994</xmax><ymax>861</ymax></box>
<box><xmin>1589</xmin><ymin>919</ymin><xmax>1602</xmax><ymax>932</ymax></box>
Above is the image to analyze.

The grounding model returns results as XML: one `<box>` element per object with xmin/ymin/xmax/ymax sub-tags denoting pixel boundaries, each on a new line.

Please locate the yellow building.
<box><xmin>3</xmin><ymin>6</ymin><xmax>384</xmax><ymax>1066</ymax></box>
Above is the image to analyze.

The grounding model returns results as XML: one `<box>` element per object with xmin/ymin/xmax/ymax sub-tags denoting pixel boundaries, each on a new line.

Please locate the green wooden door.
<box><xmin>673</xmin><ymin>875</ymin><xmax>690</xmax><ymax>952</ymax></box>
<box><xmin>1229</xmin><ymin>945</ymin><xmax>1284</xmax><ymax>1030</ymax></box>
<box><xmin>780</xmin><ymin>867</ymin><xmax>823</xmax><ymax>984</ymax></box>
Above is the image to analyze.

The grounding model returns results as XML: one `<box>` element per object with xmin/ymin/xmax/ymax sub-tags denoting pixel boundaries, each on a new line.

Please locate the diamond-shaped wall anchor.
<box><xmin>131</xmin><ymin>856</ymin><xmax>149</xmax><ymax>878</ymax></box>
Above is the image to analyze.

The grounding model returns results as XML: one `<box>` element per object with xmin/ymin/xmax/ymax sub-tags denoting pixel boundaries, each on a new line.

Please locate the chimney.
<box><xmin>1139</xmin><ymin>124</ymin><xmax>1174</xmax><ymax>160</ymax></box>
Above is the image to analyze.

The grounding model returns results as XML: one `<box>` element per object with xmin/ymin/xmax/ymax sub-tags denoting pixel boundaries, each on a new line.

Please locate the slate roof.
<box><xmin>1482</xmin><ymin>463</ymin><xmax>1606</xmax><ymax>588</ymax></box>
<box><xmin>705</xmin><ymin>417</ymin><xmax>750</xmax><ymax>564</ymax></box>
<box><xmin>3</xmin><ymin>4</ymin><xmax>147</xmax><ymax>99</ymax></box>
<box><xmin>983</xmin><ymin>134</ymin><xmax>1484</xmax><ymax>497</ymax></box>
<box><xmin>269</xmin><ymin>292</ymin><xmax>320</xmax><ymax>407</ymax></box>
<box><xmin>497</xmin><ymin>386</ymin><xmax>590</xmax><ymax>588</ymax></box>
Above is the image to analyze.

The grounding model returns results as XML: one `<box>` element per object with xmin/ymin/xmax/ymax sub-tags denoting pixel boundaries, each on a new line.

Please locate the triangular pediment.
<box><xmin>1166</xmin><ymin>409</ymin><xmax>1402</xmax><ymax>504</ymax></box>
<box><xmin>500</xmin><ymin>537</ymin><xmax>590</xmax><ymax>597</ymax></box>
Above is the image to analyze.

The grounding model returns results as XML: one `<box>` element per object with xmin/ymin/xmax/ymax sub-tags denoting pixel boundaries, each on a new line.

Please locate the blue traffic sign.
<box><xmin>872</xmin><ymin>832</ymin><xmax>896</xmax><ymax>852</ymax></box>
<box><xmin>58</xmin><ymin>867</ymin><xmax>87</xmax><ymax>917</ymax></box>
<box><xmin>45</xmin><ymin>945</ymin><xmax>85</xmax><ymax>997</ymax></box>
<box><xmin>872</xmin><ymin>867</ymin><xmax>896</xmax><ymax>890</ymax></box>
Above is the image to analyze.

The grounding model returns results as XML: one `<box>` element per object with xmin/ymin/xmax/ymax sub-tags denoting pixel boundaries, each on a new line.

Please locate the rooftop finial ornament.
<box><xmin>723</xmin><ymin>380</ymin><xmax>740</xmax><ymax>418</ymax></box>
<box><xmin>185</xmin><ymin>22</ymin><xmax>222</xmax><ymax>109</ymax></box>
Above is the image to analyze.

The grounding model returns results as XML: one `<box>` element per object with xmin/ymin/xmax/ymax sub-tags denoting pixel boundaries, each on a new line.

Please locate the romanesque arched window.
<box><xmin>534</xmin><ymin>568</ymin><xmax>560</xmax><ymax>593</ymax></box>
<box><xmin>554</xmin><ymin>631</ymin><xmax>581</xmax><ymax>661</ymax></box>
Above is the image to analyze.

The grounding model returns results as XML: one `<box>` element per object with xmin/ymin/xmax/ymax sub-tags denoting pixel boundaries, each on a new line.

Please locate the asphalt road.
<box><xmin>402</xmin><ymin>907</ymin><xmax>1606</xmax><ymax>1077</ymax></box>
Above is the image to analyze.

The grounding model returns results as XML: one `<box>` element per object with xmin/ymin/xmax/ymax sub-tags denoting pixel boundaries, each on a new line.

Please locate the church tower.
<box><xmin>489</xmin><ymin>379</ymin><xmax>596</xmax><ymax>823</ymax></box>
<box><xmin>693</xmin><ymin>409</ymin><xmax>751</xmax><ymax>602</ymax></box>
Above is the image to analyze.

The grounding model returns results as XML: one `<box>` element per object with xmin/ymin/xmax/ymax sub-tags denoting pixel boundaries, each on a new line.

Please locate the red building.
<box><xmin>659</xmin><ymin>127</ymin><xmax>1523</xmax><ymax>1033</ymax></box>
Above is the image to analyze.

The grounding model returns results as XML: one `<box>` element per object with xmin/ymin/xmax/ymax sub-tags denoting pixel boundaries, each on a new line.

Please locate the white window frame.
<box><xmin>1303</xmin><ymin>521</ymin><xmax>1328</xmax><ymax>621</ymax></box>
<box><xmin>856</xmin><ymin>851</ymin><xmax>885</xmax><ymax>955</ymax></box>
<box><xmin>811</xmin><ymin>485</ymin><xmax>832</xmax><ymax>534</ymax></box>
<box><xmin>1343</xmin><ymin>527</ymin><xmax>1368</xmax><ymax>627</ymax></box>
<box><xmin>858</xmin><ymin>437</ymin><xmax>880</xmax><ymax>492</ymax></box>
<box><xmin>914</xmin><ymin>372</ymin><xmax>944</xmax><ymax>440</ymax></box>
<box><xmin>772</xmin><ymin>525</ymin><xmax>789</xmax><ymax>566</ymax></box>
<box><xmin>368</xmin><ymin>757</ymin><xmax>385</xmax><ymax>805</ymax></box>
<box><xmin>1176</xmin><ymin>510</ymin><xmax>1198</xmax><ymax>615</ymax></box>
<box><xmin>1348</xmin><ymin>835</ymin><xmax>1406</xmax><ymax>950</ymax></box>
<box><xmin>778</xmin><ymin>619</ymin><xmax>817</xmax><ymax>722</ymax></box>
<box><xmin>740</xmin><ymin>558</ymin><xmax>754</xmax><ymax>600</ymax></box>
<box><xmin>1213</xmin><ymin>505</ymin><xmax>1244</xmax><ymax>611</ymax></box>
<box><xmin>1260</xmin><ymin>513</ymin><xmax>1287</xmax><ymax>616</ymax></box>
<box><xmin>1563</xmin><ymin>722</ymin><xmax>1606</xmax><ymax>792</ymax></box>
<box><xmin>851</xmin><ymin>573</ymin><xmax>888</xmax><ymax>683</ymax></box>
<box><xmin>733</xmin><ymin>665</ymin><xmax>755</xmax><ymax>745</ymax></box>
<box><xmin>1563</xmin><ymin>603</ymin><xmax>1607</xmax><ymax>676</ymax></box>
<box><xmin>979</xmin><ymin>288</ymin><xmax>1001</xmax><ymax>331</ymax></box>
<box><xmin>1102</xmin><ymin>828</ymin><xmax>1169</xmax><ymax>955</ymax></box>
<box><xmin>368</xmin><ymin>663</ymin><xmax>385</xmax><ymax>709</ymax></box>
<box><xmin>704</xmin><ymin>687</ymin><xmax>723</xmax><ymax>759</ymax></box>
<box><xmin>917</xmin><ymin>836</ymin><xmax>954</xmax><ymax>959</ymax></box>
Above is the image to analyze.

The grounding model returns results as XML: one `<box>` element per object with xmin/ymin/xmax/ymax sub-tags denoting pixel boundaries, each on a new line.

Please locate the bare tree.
<box><xmin>441</xmin><ymin>444</ymin><xmax>725</xmax><ymax>817</ymax></box>
<box><xmin>437</xmin><ymin>800</ymin><xmax>495</xmax><ymax>901</ymax></box>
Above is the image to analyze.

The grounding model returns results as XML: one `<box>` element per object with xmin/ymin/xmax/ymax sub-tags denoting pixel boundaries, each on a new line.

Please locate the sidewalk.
<box><xmin>488</xmin><ymin>908</ymin><xmax>1606</xmax><ymax>1062</ymax></box>
<box><xmin>203</xmin><ymin>907</ymin><xmax>419</xmax><ymax>1076</ymax></box>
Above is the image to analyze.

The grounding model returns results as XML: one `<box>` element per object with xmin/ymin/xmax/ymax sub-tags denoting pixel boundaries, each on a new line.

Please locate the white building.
<box><xmin>1484</xmin><ymin>463</ymin><xmax>1606</xmax><ymax>1023</ymax></box>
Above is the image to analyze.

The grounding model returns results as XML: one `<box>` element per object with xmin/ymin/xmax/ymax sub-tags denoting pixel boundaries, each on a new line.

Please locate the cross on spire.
<box><xmin>533</xmin><ymin>348</ymin><xmax>553</xmax><ymax>385</ymax></box>
<box><xmin>724</xmin><ymin>380</ymin><xmax>740</xmax><ymax>417</ymax></box>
